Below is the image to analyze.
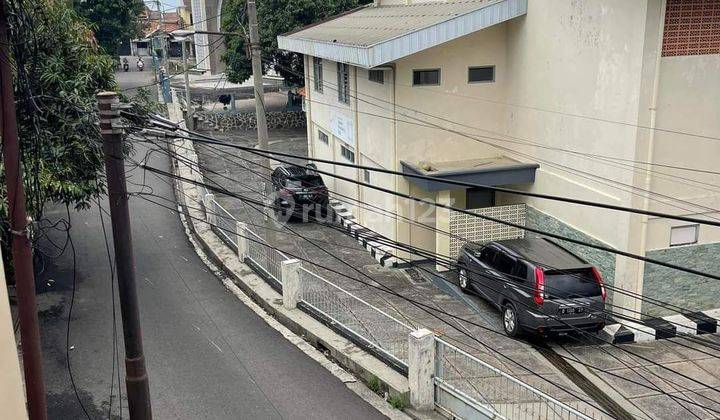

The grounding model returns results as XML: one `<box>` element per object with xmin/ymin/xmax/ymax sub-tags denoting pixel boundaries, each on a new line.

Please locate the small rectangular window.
<box><xmin>468</xmin><ymin>65</ymin><xmax>495</xmax><ymax>83</ymax></box>
<box><xmin>318</xmin><ymin>130</ymin><xmax>329</xmax><ymax>144</ymax></box>
<box><xmin>363</xmin><ymin>169</ymin><xmax>370</xmax><ymax>183</ymax></box>
<box><xmin>340</xmin><ymin>145</ymin><xmax>355</xmax><ymax>162</ymax></box>
<box><xmin>368</xmin><ymin>69</ymin><xmax>384</xmax><ymax>84</ymax></box>
<box><xmin>337</xmin><ymin>62</ymin><xmax>350</xmax><ymax>104</ymax></box>
<box><xmin>412</xmin><ymin>69</ymin><xmax>440</xmax><ymax>86</ymax></box>
<box><xmin>313</xmin><ymin>57</ymin><xmax>323</xmax><ymax>92</ymax></box>
<box><xmin>670</xmin><ymin>224</ymin><xmax>699</xmax><ymax>247</ymax></box>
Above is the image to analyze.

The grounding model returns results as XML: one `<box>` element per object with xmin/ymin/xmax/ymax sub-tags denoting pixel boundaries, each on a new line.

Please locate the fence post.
<box><xmin>203</xmin><ymin>193</ymin><xmax>216</xmax><ymax>225</ymax></box>
<box><xmin>408</xmin><ymin>328</ymin><xmax>436</xmax><ymax>411</ymax></box>
<box><xmin>281</xmin><ymin>259</ymin><xmax>301</xmax><ymax>310</ymax></box>
<box><xmin>236</xmin><ymin>221</ymin><xmax>248</xmax><ymax>259</ymax></box>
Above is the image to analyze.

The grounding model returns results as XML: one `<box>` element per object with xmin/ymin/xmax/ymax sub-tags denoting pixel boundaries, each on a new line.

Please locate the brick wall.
<box><xmin>662</xmin><ymin>0</ymin><xmax>720</xmax><ymax>57</ymax></box>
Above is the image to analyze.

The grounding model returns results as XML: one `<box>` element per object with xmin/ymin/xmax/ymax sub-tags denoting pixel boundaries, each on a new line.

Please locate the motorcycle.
<box><xmin>136</xmin><ymin>59</ymin><xmax>144</xmax><ymax>71</ymax></box>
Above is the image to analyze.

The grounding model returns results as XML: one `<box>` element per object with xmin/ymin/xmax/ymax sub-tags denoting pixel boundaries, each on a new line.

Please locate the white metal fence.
<box><xmin>435</xmin><ymin>339</ymin><xmax>593</xmax><ymax>420</ymax></box>
<box><xmin>198</xmin><ymin>192</ymin><xmax>593</xmax><ymax>420</ymax></box>
<box><xmin>449</xmin><ymin>204</ymin><xmax>527</xmax><ymax>259</ymax></box>
<box><xmin>298</xmin><ymin>267</ymin><xmax>412</xmax><ymax>372</ymax></box>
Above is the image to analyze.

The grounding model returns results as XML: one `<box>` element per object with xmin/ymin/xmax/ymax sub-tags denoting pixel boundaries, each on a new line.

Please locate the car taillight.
<box><xmin>534</xmin><ymin>267</ymin><xmax>545</xmax><ymax>306</ymax></box>
<box><xmin>592</xmin><ymin>267</ymin><xmax>607</xmax><ymax>302</ymax></box>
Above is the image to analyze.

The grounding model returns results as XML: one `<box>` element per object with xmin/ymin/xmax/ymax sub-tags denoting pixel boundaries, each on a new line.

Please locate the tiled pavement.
<box><xmin>192</xmin><ymin>127</ymin><xmax>720</xmax><ymax>419</ymax></box>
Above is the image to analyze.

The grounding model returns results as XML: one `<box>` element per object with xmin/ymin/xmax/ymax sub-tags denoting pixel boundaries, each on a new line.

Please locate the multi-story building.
<box><xmin>278</xmin><ymin>0</ymin><xmax>720</xmax><ymax>317</ymax></box>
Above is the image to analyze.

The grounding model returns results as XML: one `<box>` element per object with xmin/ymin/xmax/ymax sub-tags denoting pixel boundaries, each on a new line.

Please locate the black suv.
<box><xmin>270</xmin><ymin>164</ymin><xmax>329</xmax><ymax>221</ymax></box>
<box><xmin>457</xmin><ymin>238</ymin><xmax>606</xmax><ymax>337</ymax></box>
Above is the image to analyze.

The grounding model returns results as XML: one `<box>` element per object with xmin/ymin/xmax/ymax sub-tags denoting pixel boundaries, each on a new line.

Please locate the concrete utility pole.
<box><xmin>0</xmin><ymin>5</ymin><xmax>47</xmax><ymax>420</ymax></box>
<box><xmin>247</xmin><ymin>0</ymin><xmax>270</xmax><ymax>182</ymax></box>
<box><xmin>97</xmin><ymin>92</ymin><xmax>153</xmax><ymax>420</ymax></box>
<box><xmin>155</xmin><ymin>0</ymin><xmax>167</xmax><ymax>69</ymax></box>
<box><xmin>246</xmin><ymin>0</ymin><xmax>276</xmax><ymax>247</ymax></box>
<box><xmin>181</xmin><ymin>37</ymin><xmax>194</xmax><ymax>129</ymax></box>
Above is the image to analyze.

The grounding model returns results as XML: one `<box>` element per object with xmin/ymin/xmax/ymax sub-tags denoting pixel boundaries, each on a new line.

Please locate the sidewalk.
<box><xmin>193</xmin><ymin>128</ymin><xmax>607</xmax><ymax>416</ymax></box>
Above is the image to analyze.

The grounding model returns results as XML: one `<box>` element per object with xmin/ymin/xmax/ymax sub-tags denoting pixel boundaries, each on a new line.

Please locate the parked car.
<box><xmin>270</xmin><ymin>164</ymin><xmax>330</xmax><ymax>221</ymax></box>
<box><xmin>457</xmin><ymin>238</ymin><xmax>606</xmax><ymax>337</ymax></box>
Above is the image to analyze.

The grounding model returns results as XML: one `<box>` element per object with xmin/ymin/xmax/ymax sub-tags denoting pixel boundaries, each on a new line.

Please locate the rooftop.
<box><xmin>277</xmin><ymin>0</ymin><xmax>527</xmax><ymax>68</ymax></box>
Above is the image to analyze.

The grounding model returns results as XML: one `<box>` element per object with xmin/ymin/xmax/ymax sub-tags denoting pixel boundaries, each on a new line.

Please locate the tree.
<box><xmin>221</xmin><ymin>0</ymin><xmax>372</xmax><ymax>85</ymax></box>
<box><xmin>0</xmin><ymin>0</ymin><xmax>157</xmax><ymax>278</ymax></box>
<box><xmin>73</xmin><ymin>0</ymin><xmax>145</xmax><ymax>56</ymax></box>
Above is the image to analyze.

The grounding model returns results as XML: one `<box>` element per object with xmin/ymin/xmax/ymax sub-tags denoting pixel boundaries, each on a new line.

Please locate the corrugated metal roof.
<box><xmin>277</xmin><ymin>0</ymin><xmax>527</xmax><ymax>68</ymax></box>
<box><xmin>285</xmin><ymin>0</ymin><xmax>498</xmax><ymax>47</ymax></box>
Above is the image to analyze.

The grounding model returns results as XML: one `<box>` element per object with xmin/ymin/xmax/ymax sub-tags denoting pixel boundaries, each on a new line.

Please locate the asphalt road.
<box><xmin>36</xmin><ymin>70</ymin><xmax>385</xmax><ymax>419</ymax></box>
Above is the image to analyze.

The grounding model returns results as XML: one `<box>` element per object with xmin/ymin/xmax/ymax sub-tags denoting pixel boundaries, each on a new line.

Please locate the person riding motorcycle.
<box><xmin>122</xmin><ymin>58</ymin><xmax>129</xmax><ymax>72</ymax></box>
<box><xmin>136</xmin><ymin>57</ymin><xmax>144</xmax><ymax>71</ymax></box>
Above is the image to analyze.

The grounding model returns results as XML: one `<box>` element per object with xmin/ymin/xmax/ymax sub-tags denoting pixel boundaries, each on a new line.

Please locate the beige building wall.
<box><xmin>1</xmin><ymin>253</ymin><xmax>28</xmax><ymax>419</ymax></box>
<box><xmin>504</xmin><ymin>0</ymin><xmax>651</xmax><ymax>250</ymax></box>
<box><xmin>645</xmin><ymin>54</ymin><xmax>720</xmax><ymax>250</ymax></box>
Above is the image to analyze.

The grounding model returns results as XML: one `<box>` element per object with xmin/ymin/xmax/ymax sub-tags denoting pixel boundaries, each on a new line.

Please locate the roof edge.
<box><xmin>278</xmin><ymin>0</ymin><xmax>527</xmax><ymax>68</ymax></box>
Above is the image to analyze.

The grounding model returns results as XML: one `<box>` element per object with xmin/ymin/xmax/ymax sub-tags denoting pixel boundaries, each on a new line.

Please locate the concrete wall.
<box><xmin>645</xmin><ymin>54</ymin><xmax>720</xmax><ymax>250</ymax></box>
<box><xmin>0</xmin><ymin>255</ymin><xmax>28</xmax><ymax>419</ymax></box>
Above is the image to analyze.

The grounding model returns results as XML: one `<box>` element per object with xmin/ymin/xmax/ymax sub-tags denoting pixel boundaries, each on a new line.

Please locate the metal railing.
<box><xmin>434</xmin><ymin>339</ymin><xmax>593</xmax><ymax>420</ymax></box>
<box><xmin>197</xmin><ymin>187</ymin><xmax>596</xmax><ymax>420</ymax></box>
<box><xmin>212</xmin><ymin>199</ymin><xmax>239</xmax><ymax>251</ymax></box>
<box><xmin>297</xmin><ymin>267</ymin><xmax>412</xmax><ymax>373</ymax></box>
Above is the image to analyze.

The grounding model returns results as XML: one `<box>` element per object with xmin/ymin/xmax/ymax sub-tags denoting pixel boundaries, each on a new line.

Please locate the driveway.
<box><xmin>193</xmin><ymin>127</ymin><xmax>606</xmax><ymax>416</ymax></box>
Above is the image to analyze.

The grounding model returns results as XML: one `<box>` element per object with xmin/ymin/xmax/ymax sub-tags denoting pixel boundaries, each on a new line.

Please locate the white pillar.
<box><xmin>236</xmin><ymin>221</ymin><xmax>248</xmax><ymax>259</ymax></box>
<box><xmin>408</xmin><ymin>328</ymin><xmax>435</xmax><ymax>411</ymax></box>
<box><xmin>435</xmin><ymin>190</ymin><xmax>451</xmax><ymax>272</ymax></box>
<box><xmin>203</xmin><ymin>193</ymin><xmax>216</xmax><ymax>225</ymax></box>
<box><xmin>281</xmin><ymin>259</ymin><xmax>301</xmax><ymax>310</ymax></box>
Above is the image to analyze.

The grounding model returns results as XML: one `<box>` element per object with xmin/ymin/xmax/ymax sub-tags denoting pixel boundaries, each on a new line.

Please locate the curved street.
<box><xmin>35</xmin><ymin>70</ymin><xmax>386</xmax><ymax>419</ymax></box>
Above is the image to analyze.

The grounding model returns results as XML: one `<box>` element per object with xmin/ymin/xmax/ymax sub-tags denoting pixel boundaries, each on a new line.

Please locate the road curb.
<box><xmin>165</xmin><ymin>131</ymin><xmax>418</xmax><ymax>419</ymax></box>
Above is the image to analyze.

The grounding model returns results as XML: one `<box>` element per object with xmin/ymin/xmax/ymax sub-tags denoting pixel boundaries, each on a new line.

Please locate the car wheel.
<box><xmin>502</xmin><ymin>304</ymin><xmax>521</xmax><ymax>338</ymax></box>
<box><xmin>458</xmin><ymin>268</ymin><xmax>470</xmax><ymax>292</ymax></box>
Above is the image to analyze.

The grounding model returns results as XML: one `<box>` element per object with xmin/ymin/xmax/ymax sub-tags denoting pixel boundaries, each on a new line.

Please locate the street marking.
<box><xmin>209</xmin><ymin>339</ymin><xmax>223</xmax><ymax>353</ymax></box>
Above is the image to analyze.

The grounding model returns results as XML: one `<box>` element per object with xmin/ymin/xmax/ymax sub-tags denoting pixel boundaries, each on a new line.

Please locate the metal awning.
<box><xmin>400</xmin><ymin>157</ymin><xmax>538</xmax><ymax>192</ymax></box>
<box><xmin>277</xmin><ymin>0</ymin><xmax>527</xmax><ymax>69</ymax></box>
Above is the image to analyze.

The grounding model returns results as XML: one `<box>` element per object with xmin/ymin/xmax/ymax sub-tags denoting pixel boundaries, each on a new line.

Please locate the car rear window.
<box><xmin>545</xmin><ymin>269</ymin><xmax>601</xmax><ymax>299</ymax></box>
<box><xmin>285</xmin><ymin>175</ymin><xmax>325</xmax><ymax>188</ymax></box>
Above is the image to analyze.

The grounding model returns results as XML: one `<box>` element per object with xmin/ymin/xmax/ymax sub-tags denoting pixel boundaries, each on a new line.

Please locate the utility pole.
<box><xmin>98</xmin><ymin>92</ymin><xmax>153</xmax><ymax>420</ymax></box>
<box><xmin>155</xmin><ymin>0</ymin><xmax>167</xmax><ymax>69</ymax></box>
<box><xmin>181</xmin><ymin>37</ymin><xmax>193</xmax><ymax>129</ymax></box>
<box><xmin>0</xmin><ymin>4</ymin><xmax>48</xmax><ymax>420</ymax></box>
<box><xmin>247</xmin><ymin>0</ymin><xmax>270</xmax><ymax>182</ymax></box>
<box><xmin>247</xmin><ymin>0</ymin><xmax>276</xmax><ymax>244</ymax></box>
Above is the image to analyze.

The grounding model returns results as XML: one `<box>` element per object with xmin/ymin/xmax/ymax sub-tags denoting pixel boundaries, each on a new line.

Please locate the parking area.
<box><xmin>191</xmin><ymin>127</ymin><xmax>720</xmax><ymax>419</ymax></box>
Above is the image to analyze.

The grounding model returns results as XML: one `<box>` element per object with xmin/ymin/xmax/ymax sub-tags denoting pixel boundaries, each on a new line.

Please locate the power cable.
<box><xmin>159</xmin><ymin>125</ymin><xmax>720</xmax><ymax>284</ymax></box>
<box><xmin>135</xmin><ymin>159</ymin><xmax>720</xmax><ymax>413</ymax></box>
<box><xmin>132</xmin><ymin>164</ymin><xmax>720</xmax><ymax>417</ymax></box>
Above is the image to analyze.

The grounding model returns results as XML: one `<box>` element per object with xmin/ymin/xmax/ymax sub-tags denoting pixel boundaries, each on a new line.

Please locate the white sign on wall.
<box><xmin>330</xmin><ymin>111</ymin><xmax>355</xmax><ymax>147</ymax></box>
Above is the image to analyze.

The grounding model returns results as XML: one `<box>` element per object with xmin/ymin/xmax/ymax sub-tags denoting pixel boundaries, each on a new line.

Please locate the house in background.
<box><xmin>131</xmin><ymin>8</ymin><xmax>187</xmax><ymax>59</ymax></box>
<box><xmin>278</xmin><ymin>0</ymin><xmax>720</xmax><ymax>318</ymax></box>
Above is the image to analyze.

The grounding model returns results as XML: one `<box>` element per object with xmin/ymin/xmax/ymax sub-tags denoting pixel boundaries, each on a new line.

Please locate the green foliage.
<box><xmin>221</xmin><ymin>0</ymin><xmax>372</xmax><ymax>85</ymax></box>
<box><xmin>368</xmin><ymin>375</ymin><xmax>381</xmax><ymax>393</ymax></box>
<box><xmin>73</xmin><ymin>0</ymin><xmax>145</xmax><ymax>56</ymax></box>
<box><xmin>0</xmin><ymin>0</ymin><xmax>133</xmax><ymax>276</ymax></box>
<box><xmin>388</xmin><ymin>394</ymin><xmax>407</xmax><ymax>411</ymax></box>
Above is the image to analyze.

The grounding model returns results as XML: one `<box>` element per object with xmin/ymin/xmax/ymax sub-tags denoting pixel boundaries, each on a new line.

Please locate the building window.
<box><xmin>662</xmin><ymin>0</ymin><xmax>720</xmax><ymax>57</ymax></box>
<box><xmin>468</xmin><ymin>66</ymin><xmax>495</xmax><ymax>83</ymax></box>
<box><xmin>313</xmin><ymin>57</ymin><xmax>323</xmax><ymax>92</ymax></box>
<box><xmin>337</xmin><ymin>62</ymin><xmax>350</xmax><ymax>104</ymax></box>
<box><xmin>670</xmin><ymin>224</ymin><xmax>699</xmax><ymax>246</ymax></box>
<box><xmin>363</xmin><ymin>169</ymin><xmax>371</xmax><ymax>183</ymax></box>
<box><xmin>340</xmin><ymin>145</ymin><xmax>355</xmax><ymax>162</ymax></box>
<box><xmin>368</xmin><ymin>69</ymin><xmax>384</xmax><ymax>84</ymax></box>
<box><xmin>412</xmin><ymin>69</ymin><xmax>440</xmax><ymax>86</ymax></box>
<box><xmin>318</xmin><ymin>129</ymin><xmax>329</xmax><ymax>144</ymax></box>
